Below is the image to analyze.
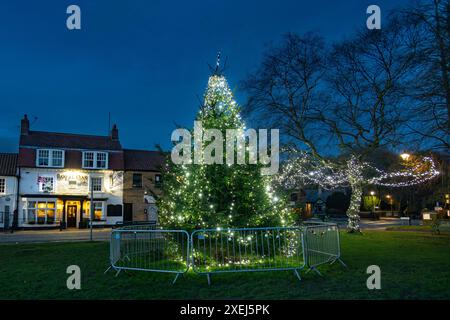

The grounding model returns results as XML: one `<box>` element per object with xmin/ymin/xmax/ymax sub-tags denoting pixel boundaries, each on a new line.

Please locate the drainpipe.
<box><xmin>12</xmin><ymin>167</ymin><xmax>21</xmax><ymax>233</ymax></box>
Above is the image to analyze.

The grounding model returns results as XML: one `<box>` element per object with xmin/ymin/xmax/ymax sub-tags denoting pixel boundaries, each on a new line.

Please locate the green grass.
<box><xmin>1</xmin><ymin>231</ymin><xmax>450</xmax><ymax>299</ymax></box>
<box><xmin>386</xmin><ymin>224</ymin><xmax>450</xmax><ymax>233</ymax></box>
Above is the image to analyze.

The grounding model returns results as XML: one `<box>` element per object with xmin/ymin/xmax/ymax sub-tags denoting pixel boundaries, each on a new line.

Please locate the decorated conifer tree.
<box><xmin>158</xmin><ymin>66</ymin><xmax>291</xmax><ymax>231</ymax></box>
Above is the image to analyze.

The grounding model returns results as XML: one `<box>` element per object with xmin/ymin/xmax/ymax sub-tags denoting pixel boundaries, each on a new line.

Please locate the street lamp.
<box><xmin>400</xmin><ymin>153</ymin><xmax>411</xmax><ymax>161</ymax></box>
<box><xmin>400</xmin><ymin>152</ymin><xmax>412</xmax><ymax>216</ymax></box>
<box><xmin>386</xmin><ymin>194</ymin><xmax>393</xmax><ymax>214</ymax></box>
<box><xmin>369</xmin><ymin>191</ymin><xmax>377</xmax><ymax>220</ymax></box>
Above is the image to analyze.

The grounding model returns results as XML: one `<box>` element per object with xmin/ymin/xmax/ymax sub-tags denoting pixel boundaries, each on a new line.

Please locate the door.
<box><xmin>123</xmin><ymin>203</ymin><xmax>133</xmax><ymax>222</ymax></box>
<box><xmin>4</xmin><ymin>206</ymin><xmax>10</xmax><ymax>229</ymax></box>
<box><xmin>67</xmin><ymin>205</ymin><xmax>77</xmax><ymax>228</ymax></box>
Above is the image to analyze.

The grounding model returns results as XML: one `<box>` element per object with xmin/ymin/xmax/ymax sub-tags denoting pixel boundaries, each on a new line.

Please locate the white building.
<box><xmin>0</xmin><ymin>153</ymin><xmax>18</xmax><ymax>229</ymax></box>
<box><xmin>17</xmin><ymin>115</ymin><xmax>124</xmax><ymax>229</ymax></box>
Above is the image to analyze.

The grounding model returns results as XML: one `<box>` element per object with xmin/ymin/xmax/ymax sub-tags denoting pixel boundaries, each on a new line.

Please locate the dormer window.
<box><xmin>36</xmin><ymin>149</ymin><xmax>65</xmax><ymax>168</ymax></box>
<box><xmin>82</xmin><ymin>151</ymin><xmax>108</xmax><ymax>169</ymax></box>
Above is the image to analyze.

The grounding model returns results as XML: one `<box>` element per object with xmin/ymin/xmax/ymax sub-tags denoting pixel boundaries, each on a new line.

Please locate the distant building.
<box><xmin>0</xmin><ymin>153</ymin><xmax>18</xmax><ymax>229</ymax></box>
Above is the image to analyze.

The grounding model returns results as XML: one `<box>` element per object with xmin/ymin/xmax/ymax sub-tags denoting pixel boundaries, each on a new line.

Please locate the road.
<box><xmin>0</xmin><ymin>218</ymin><xmax>421</xmax><ymax>244</ymax></box>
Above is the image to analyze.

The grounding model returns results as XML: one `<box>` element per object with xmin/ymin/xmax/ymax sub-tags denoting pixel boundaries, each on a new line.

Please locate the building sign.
<box><xmin>56</xmin><ymin>172</ymin><xmax>88</xmax><ymax>193</ymax></box>
<box><xmin>38</xmin><ymin>176</ymin><xmax>54</xmax><ymax>193</ymax></box>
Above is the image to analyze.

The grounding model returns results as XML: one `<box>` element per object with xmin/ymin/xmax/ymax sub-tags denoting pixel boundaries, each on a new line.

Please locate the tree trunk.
<box><xmin>346</xmin><ymin>157</ymin><xmax>363</xmax><ymax>233</ymax></box>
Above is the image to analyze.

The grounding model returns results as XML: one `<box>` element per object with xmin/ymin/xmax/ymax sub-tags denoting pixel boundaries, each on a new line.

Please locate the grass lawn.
<box><xmin>1</xmin><ymin>231</ymin><xmax>449</xmax><ymax>299</ymax></box>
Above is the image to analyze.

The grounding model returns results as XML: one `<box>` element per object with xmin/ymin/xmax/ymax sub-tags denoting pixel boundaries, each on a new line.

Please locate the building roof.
<box><xmin>123</xmin><ymin>149</ymin><xmax>165</xmax><ymax>171</ymax></box>
<box><xmin>19</xmin><ymin>131</ymin><xmax>122</xmax><ymax>151</ymax></box>
<box><xmin>0</xmin><ymin>153</ymin><xmax>18</xmax><ymax>176</ymax></box>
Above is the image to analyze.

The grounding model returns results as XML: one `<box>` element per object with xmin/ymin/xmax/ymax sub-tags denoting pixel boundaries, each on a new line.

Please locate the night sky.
<box><xmin>0</xmin><ymin>0</ymin><xmax>410</xmax><ymax>152</ymax></box>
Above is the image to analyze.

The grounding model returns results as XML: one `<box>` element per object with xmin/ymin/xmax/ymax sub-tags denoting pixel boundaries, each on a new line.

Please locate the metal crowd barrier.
<box><xmin>106</xmin><ymin>223</ymin><xmax>345</xmax><ymax>285</ymax></box>
<box><xmin>190</xmin><ymin>227</ymin><xmax>305</xmax><ymax>285</ymax></box>
<box><xmin>303</xmin><ymin>222</ymin><xmax>346</xmax><ymax>275</ymax></box>
<box><xmin>105</xmin><ymin>228</ymin><xmax>190</xmax><ymax>284</ymax></box>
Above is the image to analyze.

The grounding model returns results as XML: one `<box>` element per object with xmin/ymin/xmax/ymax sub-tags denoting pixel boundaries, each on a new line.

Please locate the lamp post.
<box><xmin>386</xmin><ymin>195</ymin><xmax>393</xmax><ymax>215</ymax></box>
<box><xmin>400</xmin><ymin>153</ymin><xmax>412</xmax><ymax>217</ymax></box>
<box><xmin>89</xmin><ymin>177</ymin><xmax>94</xmax><ymax>241</ymax></box>
<box><xmin>370</xmin><ymin>190</ymin><xmax>377</xmax><ymax>220</ymax></box>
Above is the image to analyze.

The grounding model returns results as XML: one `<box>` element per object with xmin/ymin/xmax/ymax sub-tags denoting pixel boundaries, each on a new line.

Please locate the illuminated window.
<box><xmin>37</xmin><ymin>149</ymin><xmax>64</xmax><ymax>167</ymax></box>
<box><xmin>0</xmin><ymin>178</ymin><xmax>5</xmax><ymax>194</ymax></box>
<box><xmin>85</xmin><ymin>201</ymin><xmax>104</xmax><ymax>220</ymax></box>
<box><xmin>25</xmin><ymin>200</ymin><xmax>56</xmax><ymax>224</ymax></box>
<box><xmin>82</xmin><ymin>151</ymin><xmax>108</xmax><ymax>169</ymax></box>
<box><xmin>91</xmin><ymin>177</ymin><xmax>102</xmax><ymax>192</ymax></box>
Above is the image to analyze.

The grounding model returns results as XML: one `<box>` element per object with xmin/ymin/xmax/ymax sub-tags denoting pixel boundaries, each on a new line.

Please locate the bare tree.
<box><xmin>243</xmin><ymin>21</ymin><xmax>421</xmax><ymax>232</ymax></box>
<box><xmin>402</xmin><ymin>0</ymin><xmax>450</xmax><ymax>150</ymax></box>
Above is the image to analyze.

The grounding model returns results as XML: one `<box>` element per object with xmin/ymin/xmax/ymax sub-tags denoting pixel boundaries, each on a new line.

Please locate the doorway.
<box><xmin>123</xmin><ymin>203</ymin><xmax>133</xmax><ymax>222</ymax></box>
<box><xmin>67</xmin><ymin>205</ymin><xmax>77</xmax><ymax>228</ymax></box>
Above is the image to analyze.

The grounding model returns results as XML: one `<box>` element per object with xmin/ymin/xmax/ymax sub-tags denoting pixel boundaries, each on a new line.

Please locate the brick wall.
<box><xmin>122</xmin><ymin>171</ymin><xmax>162</xmax><ymax>221</ymax></box>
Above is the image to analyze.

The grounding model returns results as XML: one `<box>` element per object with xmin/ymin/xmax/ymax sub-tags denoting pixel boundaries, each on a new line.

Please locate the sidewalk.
<box><xmin>0</xmin><ymin>218</ymin><xmax>422</xmax><ymax>244</ymax></box>
<box><xmin>0</xmin><ymin>228</ymin><xmax>111</xmax><ymax>244</ymax></box>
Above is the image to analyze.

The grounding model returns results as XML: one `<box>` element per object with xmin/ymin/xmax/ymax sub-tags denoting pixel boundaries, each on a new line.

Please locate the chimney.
<box><xmin>21</xmin><ymin>114</ymin><xmax>29</xmax><ymax>135</ymax></box>
<box><xmin>111</xmin><ymin>124</ymin><xmax>119</xmax><ymax>141</ymax></box>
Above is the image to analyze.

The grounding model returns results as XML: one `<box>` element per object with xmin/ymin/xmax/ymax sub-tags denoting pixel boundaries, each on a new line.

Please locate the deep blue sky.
<box><xmin>0</xmin><ymin>0</ymin><xmax>410</xmax><ymax>152</ymax></box>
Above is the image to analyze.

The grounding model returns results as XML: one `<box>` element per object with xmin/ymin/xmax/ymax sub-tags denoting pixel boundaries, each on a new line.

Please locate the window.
<box><xmin>52</xmin><ymin>150</ymin><xmax>63</xmax><ymax>167</ymax></box>
<box><xmin>0</xmin><ymin>178</ymin><xmax>5</xmax><ymax>194</ymax></box>
<box><xmin>132</xmin><ymin>173</ymin><xmax>142</xmax><ymax>188</ymax></box>
<box><xmin>85</xmin><ymin>201</ymin><xmax>104</xmax><ymax>220</ymax></box>
<box><xmin>25</xmin><ymin>201</ymin><xmax>56</xmax><ymax>224</ymax></box>
<box><xmin>38</xmin><ymin>176</ymin><xmax>54</xmax><ymax>193</ymax></box>
<box><xmin>155</xmin><ymin>174</ymin><xmax>162</xmax><ymax>187</ymax></box>
<box><xmin>82</xmin><ymin>151</ymin><xmax>108</xmax><ymax>169</ymax></box>
<box><xmin>96</xmin><ymin>152</ymin><xmax>107</xmax><ymax>168</ymax></box>
<box><xmin>107</xmin><ymin>204</ymin><xmax>123</xmax><ymax>217</ymax></box>
<box><xmin>83</xmin><ymin>152</ymin><xmax>94</xmax><ymax>168</ymax></box>
<box><xmin>36</xmin><ymin>149</ymin><xmax>64</xmax><ymax>167</ymax></box>
<box><xmin>90</xmin><ymin>177</ymin><xmax>102</xmax><ymax>192</ymax></box>
<box><xmin>37</xmin><ymin>149</ymin><xmax>49</xmax><ymax>166</ymax></box>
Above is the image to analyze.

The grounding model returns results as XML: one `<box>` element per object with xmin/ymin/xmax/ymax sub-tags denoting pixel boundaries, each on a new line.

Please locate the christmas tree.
<box><xmin>158</xmin><ymin>69</ymin><xmax>291</xmax><ymax>231</ymax></box>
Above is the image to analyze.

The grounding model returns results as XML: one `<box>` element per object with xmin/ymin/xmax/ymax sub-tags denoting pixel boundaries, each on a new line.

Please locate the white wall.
<box><xmin>18</xmin><ymin>168</ymin><xmax>123</xmax><ymax>226</ymax></box>
<box><xmin>0</xmin><ymin>175</ymin><xmax>18</xmax><ymax>227</ymax></box>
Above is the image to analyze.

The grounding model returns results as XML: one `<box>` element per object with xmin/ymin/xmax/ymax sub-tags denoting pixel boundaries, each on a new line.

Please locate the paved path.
<box><xmin>0</xmin><ymin>218</ymin><xmax>422</xmax><ymax>244</ymax></box>
<box><xmin>0</xmin><ymin>228</ymin><xmax>111</xmax><ymax>244</ymax></box>
<box><xmin>328</xmin><ymin>217</ymin><xmax>421</xmax><ymax>231</ymax></box>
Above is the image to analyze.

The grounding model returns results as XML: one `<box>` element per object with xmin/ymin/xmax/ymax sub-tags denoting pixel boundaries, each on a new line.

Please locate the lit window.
<box><xmin>91</xmin><ymin>177</ymin><xmax>102</xmax><ymax>192</ymax></box>
<box><xmin>26</xmin><ymin>201</ymin><xmax>56</xmax><ymax>224</ymax></box>
<box><xmin>85</xmin><ymin>201</ymin><xmax>104</xmax><ymax>220</ymax></box>
<box><xmin>82</xmin><ymin>151</ymin><xmax>108</xmax><ymax>169</ymax></box>
<box><xmin>132</xmin><ymin>173</ymin><xmax>142</xmax><ymax>188</ymax></box>
<box><xmin>0</xmin><ymin>178</ymin><xmax>5</xmax><ymax>194</ymax></box>
<box><xmin>37</xmin><ymin>149</ymin><xmax>64</xmax><ymax>167</ymax></box>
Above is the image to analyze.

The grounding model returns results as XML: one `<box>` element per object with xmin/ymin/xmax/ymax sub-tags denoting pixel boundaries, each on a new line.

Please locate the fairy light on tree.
<box><xmin>158</xmin><ymin>58</ymin><xmax>291</xmax><ymax>231</ymax></box>
<box><xmin>277</xmin><ymin>152</ymin><xmax>439</xmax><ymax>231</ymax></box>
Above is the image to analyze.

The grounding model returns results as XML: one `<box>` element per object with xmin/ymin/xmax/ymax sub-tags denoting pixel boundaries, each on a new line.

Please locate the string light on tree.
<box><xmin>276</xmin><ymin>152</ymin><xmax>439</xmax><ymax>232</ymax></box>
<box><xmin>158</xmin><ymin>58</ymin><xmax>292</xmax><ymax>231</ymax></box>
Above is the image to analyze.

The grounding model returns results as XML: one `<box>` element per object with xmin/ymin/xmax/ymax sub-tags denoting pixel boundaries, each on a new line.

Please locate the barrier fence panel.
<box><xmin>106</xmin><ymin>223</ymin><xmax>345</xmax><ymax>285</ymax></box>
<box><xmin>303</xmin><ymin>223</ymin><xmax>346</xmax><ymax>275</ymax></box>
<box><xmin>190</xmin><ymin>227</ymin><xmax>305</xmax><ymax>285</ymax></box>
<box><xmin>107</xmin><ymin>228</ymin><xmax>190</xmax><ymax>284</ymax></box>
